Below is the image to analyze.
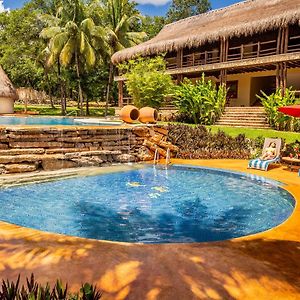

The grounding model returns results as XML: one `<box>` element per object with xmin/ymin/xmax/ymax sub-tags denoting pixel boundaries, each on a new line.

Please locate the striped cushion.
<box><xmin>248</xmin><ymin>158</ymin><xmax>278</xmax><ymax>171</ymax></box>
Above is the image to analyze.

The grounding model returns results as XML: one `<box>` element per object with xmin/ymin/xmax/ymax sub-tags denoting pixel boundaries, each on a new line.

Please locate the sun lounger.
<box><xmin>248</xmin><ymin>138</ymin><xmax>281</xmax><ymax>171</ymax></box>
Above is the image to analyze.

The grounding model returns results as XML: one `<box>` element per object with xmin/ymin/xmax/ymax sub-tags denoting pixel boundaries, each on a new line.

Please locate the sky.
<box><xmin>1</xmin><ymin>0</ymin><xmax>242</xmax><ymax>16</ymax></box>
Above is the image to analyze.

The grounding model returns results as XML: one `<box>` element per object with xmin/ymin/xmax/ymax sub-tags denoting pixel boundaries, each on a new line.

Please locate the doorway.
<box><xmin>250</xmin><ymin>76</ymin><xmax>276</xmax><ymax>106</ymax></box>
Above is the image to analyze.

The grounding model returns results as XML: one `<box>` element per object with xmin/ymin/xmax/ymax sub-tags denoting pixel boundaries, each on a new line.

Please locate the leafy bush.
<box><xmin>167</xmin><ymin>124</ymin><xmax>252</xmax><ymax>159</ymax></box>
<box><xmin>0</xmin><ymin>275</ymin><xmax>102</xmax><ymax>300</ymax></box>
<box><xmin>282</xmin><ymin>140</ymin><xmax>300</xmax><ymax>158</ymax></box>
<box><xmin>173</xmin><ymin>75</ymin><xmax>226</xmax><ymax>125</ymax></box>
<box><xmin>119</xmin><ymin>56</ymin><xmax>174</xmax><ymax>109</ymax></box>
<box><xmin>167</xmin><ymin>124</ymin><xmax>284</xmax><ymax>159</ymax></box>
<box><xmin>257</xmin><ymin>88</ymin><xmax>300</xmax><ymax>131</ymax></box>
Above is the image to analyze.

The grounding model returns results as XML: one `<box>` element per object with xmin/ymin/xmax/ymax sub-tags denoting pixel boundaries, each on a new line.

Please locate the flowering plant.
<box><xmin>286</xmin><ymin>142</ymin><xmax>300</xmax><ymax>159</ymax></box>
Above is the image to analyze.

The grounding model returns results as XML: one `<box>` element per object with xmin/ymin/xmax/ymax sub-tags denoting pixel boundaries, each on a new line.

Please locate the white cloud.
<box><xmin>0</xmin><ymin>1</ymin><xmax>9</xmax><ymax>13</ymax></box>
<box><xmin>135</xmin><ymin>0</ymin><xmax>171</xmax><ymax>6</ymax></box>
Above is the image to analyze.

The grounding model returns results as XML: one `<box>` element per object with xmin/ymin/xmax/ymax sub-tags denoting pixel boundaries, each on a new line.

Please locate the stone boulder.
<box><xmin>115</xmin><ymin>154</ymin><xmax>136</xmax><ymax>163</ymax></box>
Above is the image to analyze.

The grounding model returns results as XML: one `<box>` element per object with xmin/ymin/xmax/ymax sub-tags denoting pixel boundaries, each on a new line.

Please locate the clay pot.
<box><xmin>139</xmin><ymin>107</ymin><xmax>158</xmax><ymax>124</ymax></box>
<box><xmin>120</xmin><ymin>105</ymin><xmax>140</xmax><ymax>123</ymax></box>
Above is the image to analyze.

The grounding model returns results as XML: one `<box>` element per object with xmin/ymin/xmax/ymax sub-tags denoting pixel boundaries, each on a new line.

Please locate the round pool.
<box><xmin>0</xmin><ymin>165</ymin><xmax>295</xmax><ymax>243</ymax></box>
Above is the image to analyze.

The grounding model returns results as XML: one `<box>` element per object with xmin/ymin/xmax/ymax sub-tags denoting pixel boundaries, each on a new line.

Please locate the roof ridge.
<box><xmin>164</xmin><ymin>0</ymin><xmax>255</xmax><ymax>29</ymax></box>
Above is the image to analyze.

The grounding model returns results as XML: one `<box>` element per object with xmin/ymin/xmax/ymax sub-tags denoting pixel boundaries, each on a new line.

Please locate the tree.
<box><xmin>0</xmin><ymin>3</ymin><xmax>46</xmax><ymax>90</ymax></box>
<box><xmin>40</xmin><ymin>0</ymin><xmax>107</xmax><ymax>115</ymax></box>
<box><xmin>167</xmin><ymin>0</ymin><xmax>211</xmax><ymax>23</ymax></box>
<box><xmin>141</xmin><ymin>16</ymin><xmax>165</xmax><ymax>40</ymax></box>
<box><xmin>92</xmin><ymin>0</ymin><xmax>147</xmax><ymax>114</ymax></box>
<box><xmin>119</xmin><ymin>56</ymin><xmax>174</xmax><ymax>109</ymax></box>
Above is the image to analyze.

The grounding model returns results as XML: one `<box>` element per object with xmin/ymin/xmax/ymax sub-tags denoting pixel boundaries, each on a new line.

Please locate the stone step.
<box><xmin>216</xmin><ymin>121</ymin><xmax>269</xmax><ymax>126</ymax></box>
<box><xmin>223</xmin><ymin>112</ymin><xmax>267</xmax><ymax>115</ymax></box>
<box><xmin>0</xmin><ymin>150</ymin><xmax>124</xmax><ymax>164</ymax></box>
<box><xmin>225</xmin><ymin>107</ymin><xmax>264</xmax><ymax>110</ymax></box>
<box><xmin>215</xmin><ymin>122</ymin><xmax>270</xmax><ymax>128</ymax></box>
<box><xmin>217</xmin><ymin>120</ymin><xmax>268</xmax><ymax>125</ymax></box>
<box><xmin>218</xmin><ymin>117</ymin><xmax>267</xmax><ymax>122</ymax></box>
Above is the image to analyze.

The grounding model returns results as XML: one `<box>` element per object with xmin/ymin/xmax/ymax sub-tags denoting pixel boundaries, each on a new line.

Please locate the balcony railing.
<box><xmin>165</xmin><ymin>36</ymin><xmax>300</xmax><ymax>70</ymax></box>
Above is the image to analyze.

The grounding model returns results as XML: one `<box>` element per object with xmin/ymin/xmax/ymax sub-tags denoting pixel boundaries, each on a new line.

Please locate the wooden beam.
<box><xmin>118</xmin><ymin>81</ymin><xmax>124</xmax><ymax>107</ymax></box>
<box><xmin>177</xmin><ymin>48</ymin><xmax>183</xmax><ymax>69</ymax></box>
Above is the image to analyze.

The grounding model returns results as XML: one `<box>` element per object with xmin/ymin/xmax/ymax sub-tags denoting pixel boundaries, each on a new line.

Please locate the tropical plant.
<box><xmin>0</xmin><ymin>274</ymin><xmax>103</xmax><ymax>300</ymax></box>
<box><xmin>90</xmin><ymin>0</ymin><xmax>147</xmax><ymax>114</ymax></box>
<box><xmin>257</xmin><ymin>88</ymin><xmax>299</xmax><ymax>131</ymax></box>
<box><xmin>40</xmin><ymin>0</ymin><xmax>107</xmax><ymax>115</ymax></box>
<box><xmin>173</xmin><ymin>74</ymin><xmax>226</xmax><ymax>124</ymax></box>
<box><xmin>119</xmin><ymin>56</ymin><xmax>174</xmax><ymax>108</ymax></box>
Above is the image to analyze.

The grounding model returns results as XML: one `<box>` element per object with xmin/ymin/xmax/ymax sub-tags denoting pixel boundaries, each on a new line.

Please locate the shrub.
<box><xmin>173</xmin><ymin>74</ymin><xmax>226</xmax><ymax>125</ymax></box>
<box><xmin>167</xmin><ymin>124</ymin><xmax>252</xmax><ymax>159</ymax></box>
<box><xmin>167</xmin><ymin>124</ymin><xmax>288</xmax><ymax>160</ymax></box>
<box><xmin>282</xmin><ymin>140</ymin><xmax>300</xmax><ymax>158</ymax></box>
<box><xmin>119</xmin><ymin>56</ymin><xmax>174</xmax><ymax>109</ymax></box>
<box><xmin>257</xmin><ymin>88</ymin><xmax>300</xmax><ymax>131</ymax></box>
<box><xmin>0</xmin><ymin>274</ymin><xmax>103</xmax><ymax>300</ymax></box>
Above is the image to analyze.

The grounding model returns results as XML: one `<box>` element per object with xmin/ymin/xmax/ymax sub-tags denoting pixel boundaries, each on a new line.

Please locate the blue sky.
<box><xmin>3</xmin><ymin>0</ymin><xmax>242</xmax><ymax>16</ymax></box>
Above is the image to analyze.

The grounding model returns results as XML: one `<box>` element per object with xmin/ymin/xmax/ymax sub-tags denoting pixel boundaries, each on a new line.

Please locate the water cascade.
<box><xmin>154</xmin><ymin>149</ymin><xmax>159</xmax><ymax>164</ymax></box>
<box><xmin>166</xmin><ymin>148</ymin><xmax>171</xmax><ymax>166</ymax></box>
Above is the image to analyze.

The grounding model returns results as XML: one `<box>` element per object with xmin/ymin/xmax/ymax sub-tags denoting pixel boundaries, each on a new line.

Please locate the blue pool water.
<box><xmin>0</xmin><ymin>165</ymin><xmax>295</xmax><ymax>243</ymax></box>
<box><xmin>0</xmin><ymin>116</ymin><xmax>117</xmax><ymax>126</ymax></box>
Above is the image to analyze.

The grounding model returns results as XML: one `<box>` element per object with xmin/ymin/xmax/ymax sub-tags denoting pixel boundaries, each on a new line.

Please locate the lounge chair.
<box><xmin>248</xmin><ymin>138</ymin><xmax>281</xmax><ymax>171</ymax></box>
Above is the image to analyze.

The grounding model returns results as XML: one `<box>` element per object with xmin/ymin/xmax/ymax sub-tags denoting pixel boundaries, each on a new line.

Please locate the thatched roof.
<box><xmin>0</xmin><ymin>66</ymin><xmax>17</xmax><ymax>99</ymax></box>
<box><xmin>112</xmin><ymin>0</ymin><xmax>300</xmax><ymax>64</ymax></box>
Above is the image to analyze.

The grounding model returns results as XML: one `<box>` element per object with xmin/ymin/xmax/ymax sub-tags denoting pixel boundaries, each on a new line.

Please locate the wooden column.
<box><xmin>118</xmin><ymin>81</ymin><xmax>124</xmax><ymax>107</ymax></box>
<box><xmin>276</xmin><ymin>26</ymin><xmax>289</xmax><ymax>95</ymax></box>
<box><xmin>177</xmin><ymin>48</ymin><xmax>183</xmax><ymax>84</ymax></box>
<box><xmin>219</xmin><ymin>37</ymin><xmax>228</xmax><ymax>87</ymax></box>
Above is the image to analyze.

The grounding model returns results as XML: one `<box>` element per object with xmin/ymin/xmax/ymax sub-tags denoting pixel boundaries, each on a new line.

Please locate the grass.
<box><xmin>14</xmin><ymin>104</ymin><xmax>115</xmax><ymax>117</ymax></box>
<box><xmin>208</xmin><ymin>125</ymin><xmax>300</xmax><ymax>143</ymax></box>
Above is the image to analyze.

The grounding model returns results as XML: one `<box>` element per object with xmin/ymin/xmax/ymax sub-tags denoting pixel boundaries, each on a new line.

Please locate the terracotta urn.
<box><xmin>119</xmin><ymin>105</ymin><xmax>140</xmax><ymax>123</ymax></box>
<box><xmin>139</xmin><ymin>107</ymin><xmax>159</xmax><ymax>124</ymax></box>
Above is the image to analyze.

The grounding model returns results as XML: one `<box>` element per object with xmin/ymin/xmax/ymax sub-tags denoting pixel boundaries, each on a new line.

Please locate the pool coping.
<box><xmin>1</xmin><ymin>159</ymin><xmax>300</xmax><ymax>299</ymax></box>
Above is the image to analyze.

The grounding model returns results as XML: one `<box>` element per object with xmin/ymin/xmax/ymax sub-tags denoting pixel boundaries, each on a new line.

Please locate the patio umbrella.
<box><xmin>278</xmin><ymin>105</ymin><xmax>300</xmax><ymax>117</ymax></box>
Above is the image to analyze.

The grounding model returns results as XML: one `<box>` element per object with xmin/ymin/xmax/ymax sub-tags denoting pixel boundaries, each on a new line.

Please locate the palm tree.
<box><xmin>91</xmin><ymin>0</ymin><xmax>147</xmax><ymax>115</ymax></box>
<box><xmin>40</xmin><ymin>0</ymin><xmax>107</xmax><ymax>115</ymax></box>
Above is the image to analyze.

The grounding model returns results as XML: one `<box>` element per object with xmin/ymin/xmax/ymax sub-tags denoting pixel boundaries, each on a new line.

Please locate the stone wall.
<box><xmin>0</xmin><ymin>126</ymin><xmax>177</xmax><ymax>174</ymax></box>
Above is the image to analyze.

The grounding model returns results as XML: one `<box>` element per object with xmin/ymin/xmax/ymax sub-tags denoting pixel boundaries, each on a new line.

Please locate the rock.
<box><xmin>115</xmin><ymin>154</ymin><xmax>136</xmax><ymax>163</ymax></box>
<box><xmin>0</xmin><ymin>164</ymin><xmax>5</xmax><ymax>174</ymax></box>
<box><xmin>9</xmin><ymin>142</ymin><xmax>63</xmax><ymax>148</ymax></box>
<box><xmin>0</xmin><ymin>148</ymin><xmax>45</xmax><ymax>155</ymax></box>
<box><xmin>0</xmin><ymin>154</ymin><xmax>44</xmax><ymax>164</ymax></box>
<box><xmin>42</xmin><ymin>158</ymin><xmax>77</xmax><ymax>171</ymax></box>
<box><xmin>5</xmin><ymin>163</ymin><xmax>38</xmax><ymax>173</ymax></box>
<box><xmin>71</xmin><ymin>156</ymin><xmax>103</xmax><ymax>167</ymax></box>
<box><xmin>137</xmin><ymin>147</ymin><xmax>153</xmax><ymax>161</ymax></box>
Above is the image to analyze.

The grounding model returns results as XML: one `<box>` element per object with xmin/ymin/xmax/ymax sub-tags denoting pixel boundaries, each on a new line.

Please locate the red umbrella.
<box><xmin>278</xmin><ymin>105</ymin><xmax>300</xmax><ymax>117</ymax></box>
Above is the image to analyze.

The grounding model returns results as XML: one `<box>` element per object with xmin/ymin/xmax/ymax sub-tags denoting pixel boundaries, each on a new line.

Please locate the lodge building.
<box><xmin>112</xmin><ymin>0</ymin><xmax>300</xmax><ymax>109</ymax></box>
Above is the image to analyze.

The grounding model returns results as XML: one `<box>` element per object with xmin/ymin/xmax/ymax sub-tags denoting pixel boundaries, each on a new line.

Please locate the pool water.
<box><xmin>0</xmin><ymin>165</ymin><xmax>295</xmax><ymax>243</ymax></box>
<box><xmin>0</xmin><ymin>116</ymin><xmax>119</xmax><ymax>126</ymax></box>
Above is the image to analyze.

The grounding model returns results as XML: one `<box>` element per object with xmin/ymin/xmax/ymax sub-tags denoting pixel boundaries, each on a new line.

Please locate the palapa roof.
<box><xmin>0</xmin><ymin>66</ymin><xmax>17</xmax><ymax>99</ymax></box>
<box><xmin>112</xmin><ymin>0</ymin><xmax>300</xmax><ymax>64</ymax></box>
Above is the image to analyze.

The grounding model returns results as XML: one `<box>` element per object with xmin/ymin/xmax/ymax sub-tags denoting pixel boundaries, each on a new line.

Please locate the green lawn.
<box><xmin>208</xmin><ymin>125</ymin><xmax>300</xmax><ymax>143</ymax></box>
<box><xmin>14</xmin><ymin>105</ymin><xmax>115</xmax><ymax>117</ymax></box>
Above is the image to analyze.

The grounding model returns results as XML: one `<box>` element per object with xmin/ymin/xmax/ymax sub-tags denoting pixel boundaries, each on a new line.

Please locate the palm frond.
<box><xmin>59</xmin><ymin>38</ymin><xmax>76</xmax><ymax>66</ymax></box>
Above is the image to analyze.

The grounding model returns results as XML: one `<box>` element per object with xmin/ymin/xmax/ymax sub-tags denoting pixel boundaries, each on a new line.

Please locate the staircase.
<box><xmin>216</xmin><ymin>107</ymin><xmax>270</xmax><ymax>129</ymax></box>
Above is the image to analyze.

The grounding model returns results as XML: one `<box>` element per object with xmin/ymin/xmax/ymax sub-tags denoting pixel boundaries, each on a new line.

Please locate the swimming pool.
<box><xmin>0</xmin><ymin>165</ymin><xmax>295</xmax><ymax>243</ymax></box>
<box><xmin>0</xmin><ymin>116</ymin><xmax>122</xmax><ymax>126</ymax></box>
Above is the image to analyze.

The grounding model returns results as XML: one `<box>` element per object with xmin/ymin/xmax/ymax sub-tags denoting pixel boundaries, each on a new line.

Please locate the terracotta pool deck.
<box><xmin>0</xmin><ymin>159</ymin><xmax>300</xmax><ymax>300</ymax></box>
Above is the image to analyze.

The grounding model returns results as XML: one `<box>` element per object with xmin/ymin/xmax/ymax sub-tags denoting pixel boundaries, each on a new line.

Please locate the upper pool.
<box><xmin>0</xmin><ymin>116</ymin><xmax>122</xmax><ymax>126</ymax></box>
<box><xmin>0</xmin><ymin>165</ymin><xmax>295</xmax><ymax>244</ymax></box>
